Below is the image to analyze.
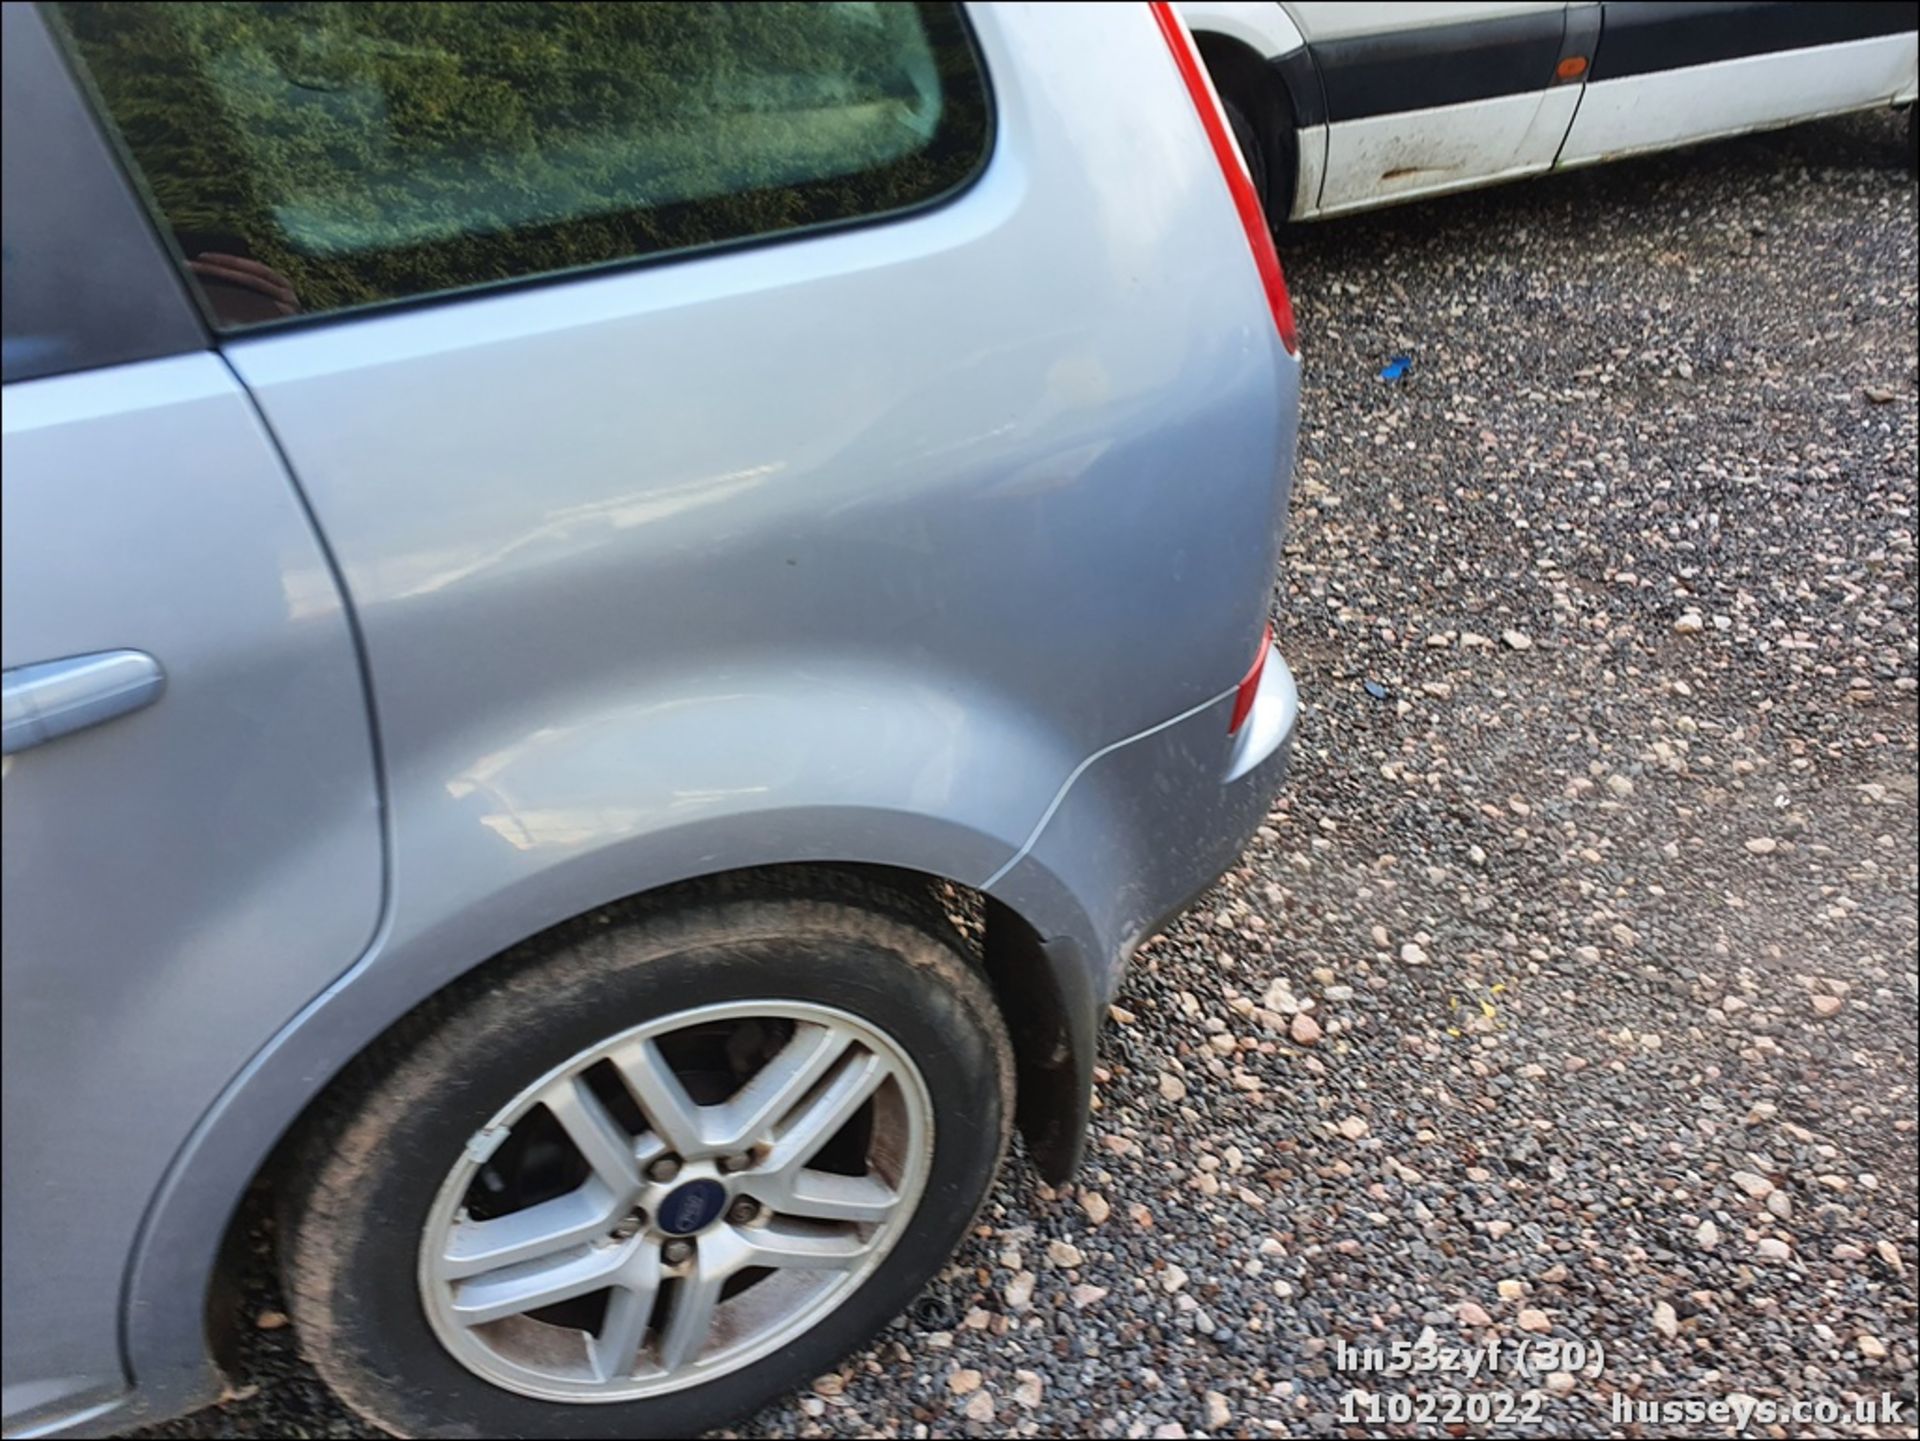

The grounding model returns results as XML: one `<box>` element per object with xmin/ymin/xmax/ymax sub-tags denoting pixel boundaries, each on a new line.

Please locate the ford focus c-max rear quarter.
<box><xmin>1</xmin><ymin>3</ymin><xmax>1300</xmax><ymax>1435</ymax></box>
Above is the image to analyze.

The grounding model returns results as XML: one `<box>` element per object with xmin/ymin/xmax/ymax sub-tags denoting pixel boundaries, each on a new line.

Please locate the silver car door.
<box><xmin>0</xmin><ymin>8</ymin><xmax>381</xmax><ymax>1431</ymax></box>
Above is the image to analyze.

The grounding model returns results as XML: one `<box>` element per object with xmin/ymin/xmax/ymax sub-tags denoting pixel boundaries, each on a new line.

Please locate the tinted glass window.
<box><xmin>49</xmin><ymin>2</ymin><xmax>989</xmax><ymax>329</ymax></box>
<box><xmin>3</xmin><ymin>4</ymin><xmax>204</xmax><ymax>382</ymax></box>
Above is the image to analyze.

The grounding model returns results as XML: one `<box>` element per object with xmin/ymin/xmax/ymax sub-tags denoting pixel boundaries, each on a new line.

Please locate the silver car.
<box><xmin>0</xmin><ymin>2</ymin><xmax>1300</xmax><ymax>1435</ymax></box>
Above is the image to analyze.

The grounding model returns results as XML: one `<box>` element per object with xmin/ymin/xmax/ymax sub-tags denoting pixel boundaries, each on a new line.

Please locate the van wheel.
<box><xmin>1226</xmin><ymin>99</ymin><xmax>1273</xmax><ymax>219</ymax></box>
<box><xmin>279</xmin><ymin>876</ymin><xmax>1014</xmax><ymax>1438</ymax></box>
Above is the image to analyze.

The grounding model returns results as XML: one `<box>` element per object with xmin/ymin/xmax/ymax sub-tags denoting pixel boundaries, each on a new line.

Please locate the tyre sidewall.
<box><xmin>1225</xmin><ymin>99</ymin><xmax>1271</xmax><ymax>217</ymax></box>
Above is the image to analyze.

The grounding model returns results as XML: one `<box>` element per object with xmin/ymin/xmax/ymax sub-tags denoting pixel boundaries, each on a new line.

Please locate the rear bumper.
<box><xmin>1144</xmin><ymin>642</ymin><xmax>1299</xmax><ymax>942</ymax></box>
<box><xmin>987</xmin><ymin>642</ymin><xmax>1299</xmax><ymax>1007</ymax></box>
<box><xmin>982</xmin><ymin>643</ymin><xmax>1297</xmax><ymax>1178</ymax></box>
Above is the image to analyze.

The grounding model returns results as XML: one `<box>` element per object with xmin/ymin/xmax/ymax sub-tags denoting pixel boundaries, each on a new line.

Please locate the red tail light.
<box><xmin>1228</xmin><ymin>623</ymin><xmax>1273</xmax><ymax>734</ymax></box>
<box><xmin>1149</xmin><ymin>1</ymin><xmax>1298</xmax><ymax>355</ymax></box>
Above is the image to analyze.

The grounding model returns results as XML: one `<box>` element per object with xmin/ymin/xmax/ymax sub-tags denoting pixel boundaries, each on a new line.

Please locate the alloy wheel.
<box><xmin>416</xmin><ymin>999</ymin><xmax>933</xmax><ymax>1401</ymax></box>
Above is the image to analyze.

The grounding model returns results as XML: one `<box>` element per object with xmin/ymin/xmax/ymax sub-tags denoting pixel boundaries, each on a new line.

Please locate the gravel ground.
<box><xmin>136</xmin><ymin>111</ymin><xmax>1918</xmax><ymax>1439</ymax></box>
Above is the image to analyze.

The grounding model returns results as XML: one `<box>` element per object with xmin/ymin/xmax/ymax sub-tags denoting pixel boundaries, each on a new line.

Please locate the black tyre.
<box><xmin>1226</xmin><ymin>99</ymin><xmax>1273</xmax><ymax>220</ymax></box>
<box><xmin>280</xmin><ymin>875</ymin><xmax>1013</xmax><ymax>1438</ymax></box>
<box><xmin>1199</xmin><ymin>32</ymin><xmax>1298</xmax><ymax>231</ymax></box>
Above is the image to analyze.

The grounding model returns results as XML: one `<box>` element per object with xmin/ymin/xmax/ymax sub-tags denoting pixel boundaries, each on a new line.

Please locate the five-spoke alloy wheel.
<box><xmin>279</xmin><ymin>878</ymin><xmax>1012</xmax><ymax>1438</ymax></box>
<box><xmin>418</xmin><ymin>1000</ymin><xmax>934</xmax><ymax>1400</ymax></box>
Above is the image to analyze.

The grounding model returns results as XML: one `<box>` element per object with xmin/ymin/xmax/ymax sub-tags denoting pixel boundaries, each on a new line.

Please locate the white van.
<box><xmin>1183</xmin><ymin>1</ymin><xmax>1919</xmax><ymax>221</ymax></box>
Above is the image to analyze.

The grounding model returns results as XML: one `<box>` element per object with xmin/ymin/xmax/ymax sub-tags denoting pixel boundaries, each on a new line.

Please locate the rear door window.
<box><xmin>48</xmin><ymin>1</ymin><xmax>990</xmax><ymax>329</ymax></box>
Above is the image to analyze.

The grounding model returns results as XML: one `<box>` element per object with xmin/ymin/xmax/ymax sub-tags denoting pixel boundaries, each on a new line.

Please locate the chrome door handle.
<box><xmin>2</xmin><ymin>650</ymin><xmax>165</xmax><ymax>755</ymax></box>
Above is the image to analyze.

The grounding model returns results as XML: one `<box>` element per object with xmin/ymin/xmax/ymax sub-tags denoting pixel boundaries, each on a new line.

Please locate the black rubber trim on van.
<box><xmin>1312</xmin><ymin>7</ymin><xmax>1567</xmax><ymax>123</ymax></box>
<box><xmin>1295</xmin><ymin>1</ymin><xmax>1917</xmax><ymax>127</ymax></box>
<box><xmin>1269</xmin><ymin>46</ymin><xmax>1329</xmax><ymax>130</ymax></box>
<box><xmin>1558</xmin><ymin>3</ymin><xmax>1604</xmax><ymax>86</ymax></box>
<box><xmin>1588</xmin><ymin>1</ymin><xmax>1917</xmax><ymax>83</ymax></box>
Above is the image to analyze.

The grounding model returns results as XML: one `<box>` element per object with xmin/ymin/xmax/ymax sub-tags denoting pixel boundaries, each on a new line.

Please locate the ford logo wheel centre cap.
<box><xmin>658</xmin><ymin>1177</ymin><xmax>728</xmax><ymax>1236</ymax></box>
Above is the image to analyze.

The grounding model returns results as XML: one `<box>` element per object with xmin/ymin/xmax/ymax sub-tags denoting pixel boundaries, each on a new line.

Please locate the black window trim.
<box><xmin>2</xmin><ymin>0</ymin><xmax>209</xmax><ymax>384</ymax></box>
<box><xmin>45</xmin><ymin>0</ymin><xmax>999</xmax><ymax>343</ymax></box>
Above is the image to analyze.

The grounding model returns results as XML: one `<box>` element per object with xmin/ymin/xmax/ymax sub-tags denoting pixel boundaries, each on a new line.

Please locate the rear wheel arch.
<box><xmin>275</xmin><ymin>866</ymin><xmax>1018</xmax><ymax>1434</ymax></box>
<box><xmin>199</xmin><ymin>862</ymin><xmax>1093</xmax><ymax>1384</ymax></box>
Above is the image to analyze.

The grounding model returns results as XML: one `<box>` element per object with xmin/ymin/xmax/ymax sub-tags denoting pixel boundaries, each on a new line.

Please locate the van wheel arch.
<box><xmin>1194</xmin><ymin>30</ymin><xmax>1300</xmax><ymax>229</ymax></box>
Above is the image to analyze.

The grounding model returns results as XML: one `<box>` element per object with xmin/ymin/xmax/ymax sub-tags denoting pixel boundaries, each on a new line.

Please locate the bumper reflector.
<box><xmin>1228</xmin><ymin>623</ymin><xmax>1273</xmax><ymax>735</ymax></box>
